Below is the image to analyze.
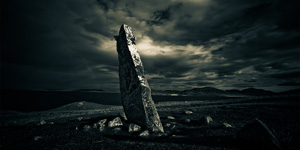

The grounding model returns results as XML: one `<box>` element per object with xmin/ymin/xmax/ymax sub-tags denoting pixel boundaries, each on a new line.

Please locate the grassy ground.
<box><xmin>1</xmin><ymin>96</ymin><xmax>299</xmax><ymax>150</ymax></box>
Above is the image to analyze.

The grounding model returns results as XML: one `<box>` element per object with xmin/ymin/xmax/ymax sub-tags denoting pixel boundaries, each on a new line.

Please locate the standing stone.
<box><xmin>114</xmin><ymin>24</ymin><xmax>164</xmax><ymax>133</ymax></box>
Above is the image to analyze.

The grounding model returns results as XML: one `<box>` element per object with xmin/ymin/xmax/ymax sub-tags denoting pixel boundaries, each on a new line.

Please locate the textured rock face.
<box><xmin>114</xmin><ymin>24</ymin><xmax>164</xmax><ymax>133</ymax></box>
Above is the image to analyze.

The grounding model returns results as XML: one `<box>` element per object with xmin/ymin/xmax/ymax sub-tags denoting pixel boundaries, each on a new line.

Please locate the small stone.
<box><xmin>98</xmin><ymin>119</ymin><xmax>107</xmax><ymax>126</ymax></box>
<box><xmin>108</xmin><ymin>117</ymin><xmax>123</xmax><ymax>128</ymax></box>
<box><xmin>139</xmin><ymin>130</ymin><xmax>150</xmax><ymax>137</ymax></box>
<box><xmin>94</xmin><ymin>119</ymin><xmax>107</xmax><ymax>130</ymax></box>
<box><xmin>185</xmin><ymin>119</ymin><xmax>191</xmax><ymax>123</ymax></box>
<box><xmin>118</xmin><ymin>112</ymin><xmax>127</xmax><ymax>121</ymax></box>
<box><xmin>113</xmin><ymin>127</ymin><xmax>122</xmax><ymax>131</ymax></box>
<box><xmin>78</xmin><ymin>117</ymin><xmax>83</xmax><ymax>121</ymax></box>
<box><xmin>83</xmin><ymin>125</ymin><xmax>91</xmax><ymax>132</ymax></box>
<box><xmin>165</xmin><ymin>123</ymin><xmax>171</xmax><ymax>127</ymax></box>
<box><xmin>48</xmin><ymin>122</ymin><xmax>54</xmax><ymax>125</ymax></box>
<box><xmin>223</xmin><ymin>123</ymin><xmax>232</xmax><ymax>128</ymax></box>
<box><xmin>34</xmin><ymin>136</ymin><xmax>42</xmax><ymax>141</ymax></box>
<box><xmin>167</xmin><ymin>116</ymin><xmax>175</xmax><ymax>120</ymax></box>
<box><xmin>38</xmin><ymin>119</ymin><xmax>46</xmax><ymax>125</ymax></box>
<box><xmin>75</xmin><ymin>127</ymin><xmax>79</xmax><ymax>130</ymax></box>
<box><xmin>78</xmin><ymin>102</ymin><xmax>84</xmax><ymax>107</ymax></box>
<box><xmin>93</xmin><ymin>123</ymin><xmax>98</xmax><ymax>129</ymax></box>
<box><xmin>169</xmin><ymin>124</ymin><xmax>176</xmax><ymax>130</ymax></box>
<box><xmin>200</xmin><ymin>116</ymin><xmax>213</xmax><ymax>124</ymax></box>
<box><xmin>184</xmin><ymin>110</ymin><xmax>193</xmax><ymax>115</ymax></box>
<box><xmin>129</xmin><ymin>124</ymin><xmax>141</xmax><ymax>132</ymax></box>
<box><xmin>99</xmin><ymin>126</ymin><xmax>105</xmax><ymax>132</ymax></box>
<box><xmin>164</xmin><ymin>123</ymin><xmax>176</xmax><ymax>131</ymax></box>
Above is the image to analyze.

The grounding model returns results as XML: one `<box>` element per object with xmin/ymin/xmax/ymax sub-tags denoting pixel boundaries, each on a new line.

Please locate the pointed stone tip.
<box><xmin>119</xmin><ymin>24</ymin><xmax>128</xmax><ymax>35</ymax></box>
<box><xmin>120</xmin><ymin>24</ymin><xmax>127</xmax><ymax>30</ymax></box>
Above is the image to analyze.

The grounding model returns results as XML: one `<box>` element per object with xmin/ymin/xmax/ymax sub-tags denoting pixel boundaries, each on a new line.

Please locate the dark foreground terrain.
<box><xmin>1</xmin><ymin>96</ymin><xmax>300</xmax><ymax>150</ymax></box>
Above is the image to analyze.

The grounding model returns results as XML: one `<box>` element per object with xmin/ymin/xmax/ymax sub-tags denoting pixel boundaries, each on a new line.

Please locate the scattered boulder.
<box><xmin>83</xmin><ymin>125</ymin><xmax>91</xmax><ymax>132</ymax></box>
<box><xmin>223</xmin><ymin>123</ymin><xmax>232</xmax><ymax>128</ymax></box>
<box><xmin>77</xmin><ymin>102</ymin><xmax>84</xmax><ymax>107</ymax></box>
<box><xmin>165</xmin><ymin>123</ymin><xmax>176</xmax><ymax>131</ymax></box>
<box><xmin>37</xmin><ymin>119</ymin><xmax>46</xmax><ymax>125</ymax></box>
<box><xmin>108</xmin><ymin>117</ymin><xmax>123</xmax><ymax>128</ymax></box>
<box><xmin>78</xmin><ymin>117</ymin><xmax>83</xmax><ymax>121</ymax></box>
<box><xmin>184</xmin><ymin>110</ymin><xmax>193</xmax><ymax>115</ymax></box>
<box><xmin>165</xmin><ymin>123</ymin><xmax>172</xmax><ymax>127</ymax></box>
<box><xmin>34</xmin><ymin>136</ymin><xmax>43</xmax><ymax>141</ymax></box>
<box><xmin>167</xmin><ymin>116</ymin><xmax>175</xmax><ymax>120</ymax></box>
<box><xmin>129</xmin><ymin>124</ymin><xmax>141</xmax><ymax>133</ymax></box>
<box><xmin>98</xmin><ymin>119</ymin><xmax>107</xmax><ymax>131</ymax></box>
<box><xmin>93</xmin><ymin>119</ymin><xmax>107</xmax><ymax>131</ymax></box>
<box><xmin>98</xmin><ymin>119</ymin><xmax>107</xmax><ymax>127</ymax></box>
<box><xmin>139</xmin><ymin>130</ymin><xmax>150</xmax><ymax>137</ymax></box>
<box><xmin>199</xmin><ymin>116</ymin><xmax>213</xmax><ymax>124</ymax></box>
<box><xmin>236</xmin><ymin>118</ymin><xmax>282</xmax><ymax>150</ymax></box>
<box><xmin>115</xmin><ymin>24</ymin><xmax>164</xmax><ymax>133</ymax></box>
<box><xmin>185</xmin><ymin>119</ymin><xmax>191</xmax><ymax>123</ymax></box>
<box><xmin>118</xmin><ymin>112</ymin><xmax>128</xmax><ymax>121</ymax></box>
<box><xmin>93</xmin><ymin>123</ymin><xmax>98</xmax><ymax>129</ymax></box>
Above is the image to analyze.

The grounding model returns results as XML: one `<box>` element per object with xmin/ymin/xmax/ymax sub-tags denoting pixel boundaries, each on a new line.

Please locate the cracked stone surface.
<box><xmin>114</xmin><ymin>24</ymin><xmax>164</xmax><ymax>133</ymax></box>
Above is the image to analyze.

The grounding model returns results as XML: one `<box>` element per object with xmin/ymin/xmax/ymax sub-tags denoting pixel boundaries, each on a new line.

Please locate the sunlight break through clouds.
<box><xmin>1</xmin><ymin>0</ymin><xmax>299</xmax><ymax>92</ymax></box>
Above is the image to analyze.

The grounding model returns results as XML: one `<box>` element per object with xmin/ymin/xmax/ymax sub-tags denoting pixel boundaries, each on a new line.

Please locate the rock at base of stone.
<box><xmin>139</xmin><ymin>130</ymin><xmax>150</xmax><ymax>138</ymax></box>
<box><xmin>128</xmin><ymin>124</ymin><xmax>141</xmax><ymax>133</ymax></box>
<box><xmin>93</xmin><ymin>119</ymin><xmax>107</xmax><ymax>131</ymax></box>
<box><xmin>236</xmin><ymin>118</ymin><xmax>282</xmax><ymax>150</ymax></box>
<box><xmin>164</xmin><ymin>123</ymin><xmax>176</xmax><ymax>131</ymax></box>
<box><xmin>115</xmin><ymin>24</ymin><xmax>164</xmax><ymax>133</ymax></box>
<box><xmin>108</xmin><ymin>117</ymin><xmax>123</xmax><ymax>128</ymax></box>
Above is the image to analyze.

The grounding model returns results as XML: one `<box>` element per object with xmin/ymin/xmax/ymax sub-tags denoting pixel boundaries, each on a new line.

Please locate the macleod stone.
<box><xmin>114</xmin><ymin>24</ymin><xmax>164</xmax><ymax>133</ymax></box>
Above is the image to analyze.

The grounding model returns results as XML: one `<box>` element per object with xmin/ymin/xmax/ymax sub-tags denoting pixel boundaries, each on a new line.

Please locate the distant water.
<box><xmin>0</xmin><ymin>90</ymin><xmax>229</xmax><ymax>112</ymax></box>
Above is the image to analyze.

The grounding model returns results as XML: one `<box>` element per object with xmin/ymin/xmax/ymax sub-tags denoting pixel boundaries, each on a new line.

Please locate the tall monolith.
<box><xmin>114</xmin><ymin>24</ymin><xmax>164</xmax><ymax>133</ymax></box>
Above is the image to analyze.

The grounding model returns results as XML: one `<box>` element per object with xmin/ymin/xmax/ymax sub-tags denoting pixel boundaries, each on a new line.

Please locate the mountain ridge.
<box><xmin>152</xmin><ymin>87</ymin><xmax>299</xmax><ymax>97</ymax></box>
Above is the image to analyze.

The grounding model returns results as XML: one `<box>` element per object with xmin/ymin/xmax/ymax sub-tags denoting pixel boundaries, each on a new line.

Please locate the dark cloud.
<box><xmin>1</xmin><ymin>0</ymin><xmax>299</xmax><ymax>92</ymax></box>
<box><xmin>96</xmin><ymin>0</ymin><xmax>119</xmax><ymax>12</ymax></box>
<box><xmin>147</xmin><ymin>2</ymin><xmax>183</xmax><ymax>25</ymax></box>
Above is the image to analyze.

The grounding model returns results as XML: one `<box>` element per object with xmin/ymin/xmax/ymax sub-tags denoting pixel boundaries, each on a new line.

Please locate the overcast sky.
<box><xmin>1</xmin><ymin>0</ymin><xmax>299</xmax><ymax>92</ymax></box>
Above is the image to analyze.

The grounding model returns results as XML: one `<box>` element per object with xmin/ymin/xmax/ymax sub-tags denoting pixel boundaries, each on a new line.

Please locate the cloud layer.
<box><xmin>1</xmin><ymin>0</ymin><xmax>299</xmax><ymax>92</ymax></box>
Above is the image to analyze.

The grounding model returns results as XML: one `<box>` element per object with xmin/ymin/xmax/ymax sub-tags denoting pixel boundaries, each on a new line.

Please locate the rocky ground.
<box><xmin>1</xmin><ymin>96</ymin><xmax>300</xmax><ymax>150</ymax></box>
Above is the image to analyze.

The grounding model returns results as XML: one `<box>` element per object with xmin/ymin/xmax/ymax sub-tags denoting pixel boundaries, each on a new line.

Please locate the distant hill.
<box><xmin>152</xmin><ymin>87</ymin><xmax>282</xmax><ymax>97</ymax></box>
<box><xmin>73</xmin><ymin>89</ymin><xmax>104</xmax><ymax>92</ymax></box>
<box><xmin>49</xmin><ymin>101</ymin><xmax>112</xmax><ymax>111</ymax></box>
<box><xmin>278</xmin><ymin>88</ymin><xmax>300</xmax><ymax>95</ymax></box>
<box><xmin>240</xmin><ymin>88</ymin><xmax>275</xmax><ymax>96</ymax></box>
<box><xmin>179</xmin><ymin>87</ymin><xmax>228</xmax><ymax>97</ymax></box>
<box><xmin>0</xmin><ymin>89</ymin><xmax>121</xmax><ymax>112</ymax></box>
<box><xmin>152</xmin><ymin>89</ymin><xmax>181</xmax><ymax>96</ymax></box>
